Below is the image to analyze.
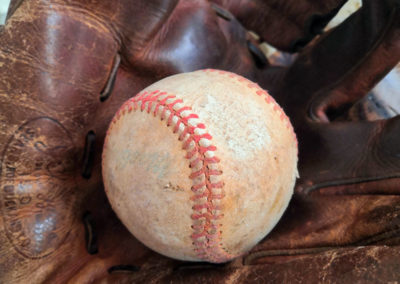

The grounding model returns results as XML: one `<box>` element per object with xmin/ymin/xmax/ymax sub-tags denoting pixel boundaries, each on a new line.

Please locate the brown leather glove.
<box><xmin>0</xmin><ymin>0</ymin><xmax>399</xmax><ymax>283</ymax></box>
<box><xmin>210</xmin><ymin>0</ymin><xmax>348</xmax><ymax>52</ymax></box>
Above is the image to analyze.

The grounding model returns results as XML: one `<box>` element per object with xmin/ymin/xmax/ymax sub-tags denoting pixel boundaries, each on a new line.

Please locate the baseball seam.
<box><xmin>108</xmin><ymin>89</ymin><xmax>235</xmax><ymax>263</ymax></box>
<box><xmin>104</xmin><ymin>69</ymin><xmax>297</xmax><ymax>263</ymax></box>
<box><xmin>201</xmin><ymin>69</ymin><xmax>298</xmax><ymax>149</ymax></box>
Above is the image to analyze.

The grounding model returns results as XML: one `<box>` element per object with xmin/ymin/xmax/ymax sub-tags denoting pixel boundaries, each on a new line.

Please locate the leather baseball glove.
<box><xmin>0</xmin><ymin>0</ymin><xmax>399</xmax><ymax>283</ymax></box>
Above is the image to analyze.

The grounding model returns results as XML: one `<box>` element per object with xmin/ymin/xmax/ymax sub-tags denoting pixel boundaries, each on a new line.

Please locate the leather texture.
<box><xmin>0</xmin><ymin>0</ymin><xmax>399</xmax><ymax>283</ymax></box>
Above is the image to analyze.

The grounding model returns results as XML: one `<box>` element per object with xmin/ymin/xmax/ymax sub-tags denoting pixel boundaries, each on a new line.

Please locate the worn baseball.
<box><xmin>102</xmin><ymin>69</ymin><xmax>298</xmax><ymax>263</ymax></box>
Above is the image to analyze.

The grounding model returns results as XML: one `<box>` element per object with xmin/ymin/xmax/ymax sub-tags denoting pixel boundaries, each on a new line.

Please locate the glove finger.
<box><xmin>210</xmin><ymin>0</ymin><xmax>348</xmax><ymax>52</ymax></box>
<box><xmin>278</xmin><ymin>0</ymin><xmax>400</xmax><ymax>121</ymax></box>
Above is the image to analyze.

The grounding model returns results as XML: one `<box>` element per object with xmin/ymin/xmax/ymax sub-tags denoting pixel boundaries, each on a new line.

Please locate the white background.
<box><xmin>0</xmin><ymin>0</ymin><xmax>11</xmax><ymax>25</ymax></box>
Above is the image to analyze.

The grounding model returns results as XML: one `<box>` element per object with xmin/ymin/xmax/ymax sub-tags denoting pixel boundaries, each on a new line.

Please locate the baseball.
<box><xmin>102</xmin><ymin>69</ymin><xmax>298</xmax><ymax>263</ymax></box>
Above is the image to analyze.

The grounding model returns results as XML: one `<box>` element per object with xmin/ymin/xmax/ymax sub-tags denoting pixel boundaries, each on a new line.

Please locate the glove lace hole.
<box><xmin>108</xmin><ymin>265</ymin><xmax>140</xmax><ymax>274</ymax></box>
<box><xmin>100</xmin><ymin>53</ymin><xmax>121</xmax><ymax>102</ymax></box>
<box><xmin>83</xmin><ymin>211</ymin><xmax>98</xmax><ymax>254</ymax></box>
<box><xmin>81</xmin><ymin>131</ymin><xmax>96</xmax><ymax>179</ymax></box>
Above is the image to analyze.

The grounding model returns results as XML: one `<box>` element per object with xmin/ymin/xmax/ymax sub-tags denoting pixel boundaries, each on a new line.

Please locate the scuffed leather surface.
<box><xmin>0</xmin><ymin>0</ymin><xmax>399</xmax><ymax>283</ymax></box>
<box><xmin>103</xmin><ymin>246</ymin><xmax>400</xmax><ymax>283</ymax></box>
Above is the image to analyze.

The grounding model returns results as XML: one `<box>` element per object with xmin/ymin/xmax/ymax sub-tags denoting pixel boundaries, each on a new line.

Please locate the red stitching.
<box><xmin>211</xmin><ymin>193</ymin><xmax>225</xmax><ymax>199</ymax></box>
<box><xmin>192</xmin><ymin>203</ymin><xmax>222</xmax><ymax>211</ymax></box>
<box><xmin>107</xmin><ymin>69</ymin><xmax>297</xmax><ymax>263</ymax></box>
<box><xmin>209</xmin><ymin>181</ymin><xmax>224</xmax><ymax>188</ymax></box>
<box><xmin>189</xmin><ymin>156</ymin><xmax>221</xmax><ymax>169</ymax></box>
<box><xmin>185</xmin><ymin>147</ymin><xmax>197</xmax><ymax>159</ymax></box>
<box><xmin>191</xmin><ymin>182</ymin><xmax>206</xmax><ymax>192</ymax></box>
<box><xmin>199</xmin><ymin>145</ymin><xmax>217</xmax><ymax>154</ymax></box>
<box><xmin>205</xmin><ymin>156</ymin><xmax>220</xmax><ymax>163</ymax></box>
<box><xmin>201</xmin><ymin>69</ymin><xmax>298</xmax><ymax>154</ymax></box>
<box><xmin>112</xmin><ymin>89</ymin><xmax>235</xmax><ymax>263</ymax></box>
<box><xmin>189</xmin><ymin>169</ymin><xmax>206</xmax><ymax>179</ymax></box>
<box><xmin>191</xmin><ymin>213</ymin><xmax>223</xmax><ymax>220</ymax></box>
<box><xmin>190</xmin><ymin>192</ymin><xmax>208</xmax><ymax>200</ymax></box>
<box><xmin>189</xmin><ymin>158</ymin><xmax>202</xmax><ymax>168</ymax></box>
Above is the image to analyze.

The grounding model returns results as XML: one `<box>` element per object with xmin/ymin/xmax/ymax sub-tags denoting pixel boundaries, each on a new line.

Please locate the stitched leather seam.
<box><xmin>108</xmin><ymin>89</ymin><xmax>234</xmax><ymax>263</ymax></box>
<box><xmin>199</xmin><ymin>69</ymin><xmax>298</xmax><ymax>258</ymax></box>
<box><xmin>201</xmin><ymin>69</ymin><xmax>298</xmax><ymax>149</ymax></box>
<box><xmin>105</xmin><ymin>69</ymin><xmax>297</xmax><ymax>263</ymax></box>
